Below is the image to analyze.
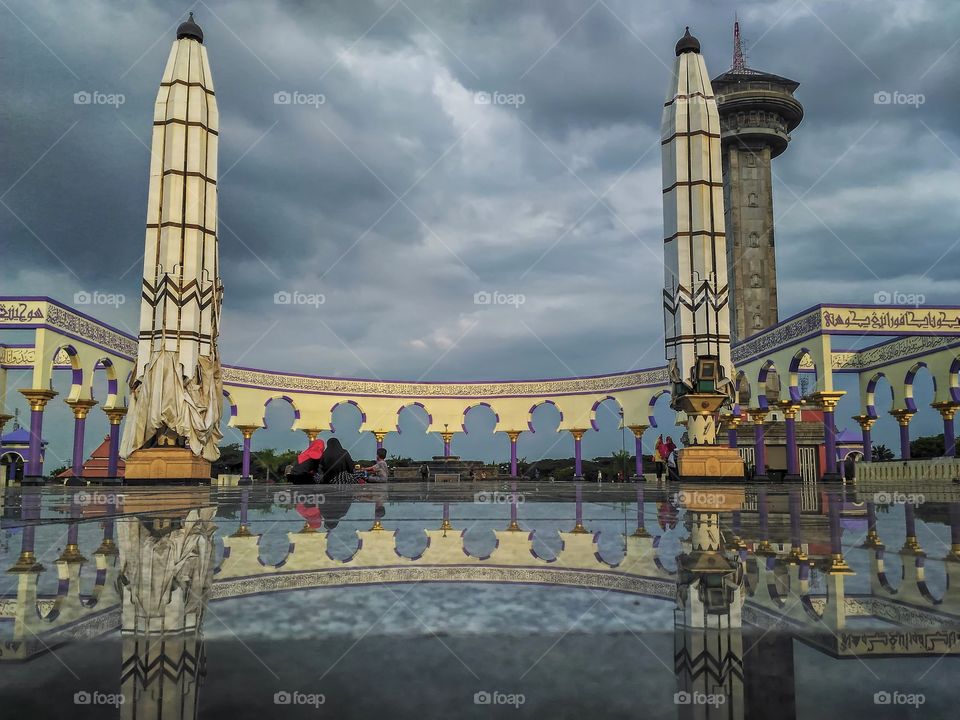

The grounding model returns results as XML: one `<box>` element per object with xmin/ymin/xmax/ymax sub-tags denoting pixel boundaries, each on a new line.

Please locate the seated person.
<box><xmin>287</xmin><ymin>439</ymin><xmax>325</xmax><ymax>484</ymax></box>
<box><xmin>362</xmin><ymin>447</ymin><xmax>390</xmax><ymax>483</ymax></box>
<box><xmin>319</xmin><ymin>437</ymin><xmax>358</xmax><ymax>483</ymax></box>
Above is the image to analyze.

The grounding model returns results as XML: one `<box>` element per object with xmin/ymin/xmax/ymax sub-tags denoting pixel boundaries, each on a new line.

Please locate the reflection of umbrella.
<box><xmin>658</xmin><ymin>501</ymin><xmax>678</xmax><ymax>531</ymax></box>
<box><xmin>295</xmin><ymin>503</ymin><xmax>323</xmax><ymax>530</ymax></box>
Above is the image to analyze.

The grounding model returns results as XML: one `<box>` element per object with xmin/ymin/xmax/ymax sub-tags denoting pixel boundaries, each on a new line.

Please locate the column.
<box><xmin>813</xmin><ymin>391</ymin><xmax>845</xmax><ymax>480</ymax></box>
<box><xmin>890</xmin><ymin>409</ymin><xmax>914</xmax><ymax>460</ymax></box>
<box><xmin>726</xmin><ymin>414</ymin><xmax>741</xmax><ymax>449</ymax></box>
<box><xmin>441</xmin><ymin>431</ymin><xmax>453</xmax><ymax>458</ymax></box>
<box><xmin>18</xmin><ymin>389</ymin><xmax>57</xmax><ymax>482</ymax></box>
<box><xmin>506</xmin><ymin>431</ymin><xmax>521</xmax><ymax>477</ymax></box>
<box><xmin>570</xmin><ymin>429</ymin><xmax>586</xmax><ymax>479</ymax></box>
<box><xmin>236</xmin><ymin>425</ymin><xmax>259</xmax><ymax>485</ymax></box>
<box><xmin>65</xmin><ymin>399</ymin><xmax>98</xmax><ymax>481</ymax></box>
<box><xmin>104</xmin><ymin>407</ymin><xmax>127</xmax><ymax>481</ymax></box>
<box><xmin>749</xmin><ymin>409</ymin><xmax>768</xmax><ymax>480</ymax></box>
<box><xmin>853</xmin><ymin>414</ymin><xmax>875</xmax><ymax>460</ymax></box>
<box><xmin>932</xmin><ymin>402</ymin><xmax>959</xmax><ymax>457</ymax></box>
<box><xmin>373</xmin><ymin>431</ymin><xmax>387</xmax><ymax>452</ymax></box>
<box><xmin>628</xmin><ymin>425</ymin><xmax>647</xmax><ymax>479</ymax></box>
<box><xmin>0</xmin><ymin>413</ymin><xmax>10</xmax><ymax>483</ymax></box>
<box><xmin>779</xmin><ymin>402</ymin><xmax>800</xmax><ymax>480</ymax></box>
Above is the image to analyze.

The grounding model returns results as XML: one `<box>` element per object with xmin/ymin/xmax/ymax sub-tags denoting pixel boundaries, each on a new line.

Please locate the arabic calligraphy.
<box><xmin>0</xmin><ymin>303</ymin><xmax>44</xmax><ymax>323</ymax></box>
<box><xmin>822</xmin><ymin>308</ymin><xmax>960</xmax><ymax>332</ymax></box>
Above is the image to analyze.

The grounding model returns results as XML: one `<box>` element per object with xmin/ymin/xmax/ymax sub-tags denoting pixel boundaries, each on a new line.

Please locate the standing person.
<box><xmin>362</xmin><ymin>447</ymin><xmax>389</xmax><ymax>483</ymax></box>
<box><xmin>654</xmin><ymin>435</ymin><xmax>666</xmax><ymax>481</ymax></box>
<box><xmin>597</xmin><ymin>469</ymin><xmax>603</xmax><ymax>485</ymax></box>
<box><xmin>419</xmin><ymin>463</ymin><xmax>429</xmax><ymax>482</ymax></box>
<box><xmin>319</xmin><ymin>438</ymin><xmax>358</xmax><ymax>484</ymax></box>
<box><xmin>286</xmin><ymin>439</ymin><xmax>325</xmax><ymax>484</ymax></box>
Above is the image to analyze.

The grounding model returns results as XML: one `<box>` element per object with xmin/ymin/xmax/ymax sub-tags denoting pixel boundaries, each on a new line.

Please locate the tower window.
<box><xmin>749</xmin><ymin>232</ymin><xmax>760</xmax><ymax>247</ymax></box>
<box><xmin>748</xmin><ymin>193</ymin><xmax>758</xmax><ymax>207</ymax></box>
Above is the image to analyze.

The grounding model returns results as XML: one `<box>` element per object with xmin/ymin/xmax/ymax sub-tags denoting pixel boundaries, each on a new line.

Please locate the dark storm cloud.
<box><xmin>4</xmin><ymin>0</ymin><xmax>960</xmax><ymax>390</ymax></box>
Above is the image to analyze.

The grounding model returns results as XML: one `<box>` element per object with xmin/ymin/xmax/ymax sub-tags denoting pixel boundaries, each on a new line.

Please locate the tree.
<box><xmin>871</xmin><ymin>444</ymin><xmax>895</xmax><ymax>462</ymax></box>
<box><xmin>910</xmin><ymin>434</ymin><xmax>944</xmax><ymax>459</ymax></box>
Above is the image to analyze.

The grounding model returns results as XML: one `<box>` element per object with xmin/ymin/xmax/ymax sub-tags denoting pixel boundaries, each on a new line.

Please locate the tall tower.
<box><xmin>712</xmin><ymin>20</ymin><xmax>803</xmax><ymax>341</ymax></box>
<box><xmin>121</xmin><ymin>13</ymin><xmax>223</xmax><ymax>477</ymax></box>
<box><xmin>662</xmin><ymin>28</ymin><xmax>743</xmax><ymax>479</ymax></box>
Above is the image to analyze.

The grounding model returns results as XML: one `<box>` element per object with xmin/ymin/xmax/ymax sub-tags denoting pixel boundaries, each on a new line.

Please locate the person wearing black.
<box><xmin>419</xmin><ymin>463</ymin><xmax>429</xmax><ymax>482</ymax></box>
<box><xmin>319</xmin><ymin>437</ymin><xmax>358</xmax><ymax>484</ymax></box>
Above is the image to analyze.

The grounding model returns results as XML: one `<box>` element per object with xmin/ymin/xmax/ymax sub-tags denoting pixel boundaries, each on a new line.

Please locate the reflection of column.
<box><xmin>749</xmin><ymin>409</ymin><xmax>767</xmax><ymax>480</ymax></box>
<box><xmin>859</xmin><ymin>501</ymin><xmax>884</xmax><ymax>549</ymax></box>
<box><xmin>104</xmin><ymin>407</ymin><xmax>127</xmax><ymax>480</ymax></box>
<box><xmin>949</xmin><ymin>502</ymin><xmax>960</xmax><ymax>562</ymax></box>
<box><xmin>18</xmin><ymin>389</ymin><xmax>57</xmax><ymax>481</ymax></box>
<box><xmin>508</xmin><ymin>480</ymin><xmax>520</xmax><ymax>531</ymax></box>
<box><xmin>572</xmin><ymin>482</ymin><xmax>587</xmax><ymax>533</ymax></box>
<box><xmin>786</xmin><ymin>489</ymin><xmax>806</xmax><ymax>563</ymax></box>
<box><xmin>777</xmin><ymin>402</ymin><xmax>800</xmax><ymax>479</ymax></box>
<box><xmin>853</xmin><ymin>414</ymin><xmax>875</xmax><ymax>460</ymax></box>
<box><xmin>890</xmin><ymin>409</ymin><xmax>914</xmax><ymax>460</ymax></box>
<box><xmin>824</xmin><ymin>491</ymin><xmax>853</xmax><ymax>574</ymax></box>
<box><xmin>570</xmin><ymin>429</ymin><xmax>586</xmax><ymax>479</ymax></box>
<box><xmin>65</xmin><ymin>399</ymin><xmax>98</xmax><ymax>480</ymax></box>
<box><xmin>633</xmin><ymin>485</ymin><xmax>650</xmax><ymax>537</ymax></box>
<box><xmin>813</xmin><ymin>392</ymin><xmax>845</xmax><ymax>480</ymax></box>
<box><xmin>756</xmin><ymin>488</ymin><xmax>773</xmax><ymax>555</ymax></box>
<box><xmin>236</xmin><ymin>425</ymin><xmax>259</xmax><ymax>485</ymax></box>
<box><xmin>932</xmin><ymin>402</ymin><xmax>959</xmax><ymax>457</ymax></box>
<box><xmin>901</xmin><ymin>501</ymin><xmax>924</xmax><ymax>555</ymax></box>
<box><xmin>506</xmin><ymin>431</ymin><xmax>521</xmax><ymax>477</ymax></box>
<box><xmin>7</xmin><ymin>487</ymin><xmax>44</xmax><ymax>572</ymax></box>
<box><xmin>373</xmin><ymin>431</ymin><xmax>387</xmax><ymax>452</ymax></box>
<box><xmin>628</xmin><ymin>425</ymin><xmax>647</xmax><ymax>478</ymax></box>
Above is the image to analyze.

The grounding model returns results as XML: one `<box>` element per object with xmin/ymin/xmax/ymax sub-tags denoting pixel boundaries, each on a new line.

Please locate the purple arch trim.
<box><xmin>647</xmin><ymin>390</ymin><xmax>671</xmax><ymax>427</ymax></box>
<box><xmin>590</xmin><ymin>395</ymin><xmax>622</xmax><ymax>431</ymax></box>
<box><xmin>330</xmin><ymin>399</ymin><xmax>366</xmax><ymax>433</ymax></box>
<box><xmin>788</xmin><ymin>349</ymin><xmax>818</xmax><ymax>401</ymax></box>
<box><xmin>757</xmin><ymin>361</ymin><xmax>777</xmax><ymax>410</ymax></box>
<box><xmin>396</xmin><ymin>402</ymin><xmax>432</xmax><ymax>433</ymax></box>
<box><xmin>94</xmin><ymin>359</ymin><xmax>118</xmax><ymax>398</ymax></box>
<box><xmin>222</xmin><ymin>389</ymin><xmax>238</xmax><ymax>418</ymax></box>
<box><xmin>903</xmin><ymin>363</ymin><xmax>933</xmax><ymax>412</ymax></box>
<box><xmin>951</xmin><ymin>358</ymin><xmax>960</xmax><ymax>402</ymax></box>
<box><xmin>527</xmin><ymin>400</ymin><xmax>562</xmax><ymax>433</ymax></box>
<box><xmin>462</xmin><ymin>402</ymin><xmax>499</xmax><ymax>433</ymax></box>
<box><xmin>865</xmin><ymin>374</ymin><xmax>892</xmax><ymax>418</ymax></box>
<box><xmin>263</xmin><ymin>395</ymin><xmax>300</xmax><ymax>430</ymax></box>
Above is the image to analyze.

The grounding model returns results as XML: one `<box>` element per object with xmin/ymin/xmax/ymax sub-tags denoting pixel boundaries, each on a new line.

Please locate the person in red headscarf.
<box><xmin>286</xmin><ymin>439</ymin><xmax>325</xmax><ymax>484</ymax></box>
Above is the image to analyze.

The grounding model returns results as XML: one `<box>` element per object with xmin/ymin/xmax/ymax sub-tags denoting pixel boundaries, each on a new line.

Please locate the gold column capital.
<box><xmin>104</xmin><ymin>406</ymin><xmax>128</xmax><ymax>425</ymax></box>
<box><xmin>301</xmin><ymin>428</ymin><xmax>324</xmax><ymax>442</ymax></box>
<box><xmin>852</xmin><ymin>413</ymin><xmax>876</xmax><ymax>431</ymax></box>
<box><xmin>723</xmin><ymin>414</ymin><xmax>742</xmax><ymax>430</ymax></box>
<box><xmin>440</xmin><ymin>431</ymin><xmax>454</xmax><ymax>444</ymax></box>
<box><xmin>776</xmin><ymin>400</ymin><xmax>801</xmax><ymax>420</ymax></box>
<box><xmin>236</xmin><ymin>424</ymin><xmax>261</xmax><ymax>440</ymax></box>
<box><xmin>19</xmin><ymin>388</ymin><xmax>58</xmax><ymax>411</ymax></box>
<box><xmin>569</xmin><ymin>428</ymin><xmax>587</xmax><ymax>441</ymax></box>
<box><xmin>889</xmin><ymin>408</ymin><xmax>915</xmax><ymax>427</ymax></box>
<box><xmin>810</xmin><ymin>390</ymin><xmax>845</xmax><ymax>411</ymax></box>
<box><xmin>506</xmin><ymin>430</ymin><xmax>522</xmax><ymax>443</ymax></box>
<box><xmin>931</xmin><ymin>401</ymin><xmax>960</xmax><ymax>421</ymax></box>
<box><xmin>747</xmin><ymin>408</ymin><xmax>768</xmax><ymax>425</ymax></box>
<box><xmin>627</xmin><ymin>424</ymin><xmax>648</xmax><ymax>439</ymax></box>
<box><xmin>373</xmin><ymin>430</ymin><xmax>388</xmax><ymax>443</ymax></box>
<box><xmin>65</xmin><ymin>398</ymin><xmax>98</xmax><ymax>420</ymax></box>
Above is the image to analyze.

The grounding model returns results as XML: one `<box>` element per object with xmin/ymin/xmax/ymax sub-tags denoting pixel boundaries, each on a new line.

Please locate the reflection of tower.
<box><xmin>712</xmin><ymin>20</ymin><xmax>803</xmax><ymax>341</ymax></box>
<box><xmin>121</xmin><ymin>13</ymin><xmax>223</xmax><ymax>475</ymax></box>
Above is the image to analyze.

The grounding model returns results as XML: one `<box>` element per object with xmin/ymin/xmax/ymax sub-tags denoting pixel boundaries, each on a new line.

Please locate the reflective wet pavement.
<box><xmin>1</xmin><ymin>481</ymin><xmax>958</xmax><ymax>718</ymax></box>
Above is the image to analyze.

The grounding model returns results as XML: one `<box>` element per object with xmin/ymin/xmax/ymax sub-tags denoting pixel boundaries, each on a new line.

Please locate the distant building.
<box><xmin>56</xmin><ymin>436</ymin><xmax>126</xmax><ymax>480</ymax></box>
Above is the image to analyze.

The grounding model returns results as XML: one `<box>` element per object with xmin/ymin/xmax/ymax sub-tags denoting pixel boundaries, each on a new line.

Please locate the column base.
<box><xmin>782</xmin><ymin>473</ymin><xmax>802</xmax><ymax>482</ymax></box>
<box><xmin>572</xmin><ymin>474</ymin><xmax>584</xmax><ymax>481</ymax></box>
<box><xmin>238</xmin><ymin>477</ymin><xmax>253</xmax><ymax>486</ymax></box>
<box><xmin>98</xmin><ymin>476</ymin><xmax>123</xmax><ymax>486</ymax></box>
<box><xmin>7</xmin><ymin>551</ymin><xmax>44</xmax><ymax>574</ymax></box>
<box><xmin>752</xmin><ymin>474</ymin><xmax>770</xmax><ymax>482</ymax></box>
<box><xmin>630</xmin><ymin>474</ymin><xmax>644</xmax><ymax>483</ymax></box>
<box><xmin>21</xmin><ymin>475</ymin><xmax>45</xmax><ymax>486</ymax></box>
<box><xmin>821</xmin><ymin>472</ymin><xmax>843</xmax><ymax>482</ymax></box>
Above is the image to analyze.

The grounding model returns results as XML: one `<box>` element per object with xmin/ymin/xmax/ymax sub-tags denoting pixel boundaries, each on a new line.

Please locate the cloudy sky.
<box><xmin>3</xmin><ymin>0</ymin><xmax>960</xmax><ymax>463</ymax></box>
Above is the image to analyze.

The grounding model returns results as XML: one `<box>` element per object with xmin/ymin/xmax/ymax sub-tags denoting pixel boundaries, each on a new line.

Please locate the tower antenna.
<box><xmin>732</xmin><ymin>15</ymin><xmax>746</xmax><ymax>72</ymax></box>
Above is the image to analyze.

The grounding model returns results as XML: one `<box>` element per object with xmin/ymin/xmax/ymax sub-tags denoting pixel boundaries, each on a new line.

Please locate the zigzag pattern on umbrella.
<box><xmin>141</xmin><ymin>274</ymin><xmax>216</xmax><ymax>310</ymax></box>
<box><xmin>663</xmin><ymin>281</ymin><xmax>729</xmax><ymax>314</ymax></box>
